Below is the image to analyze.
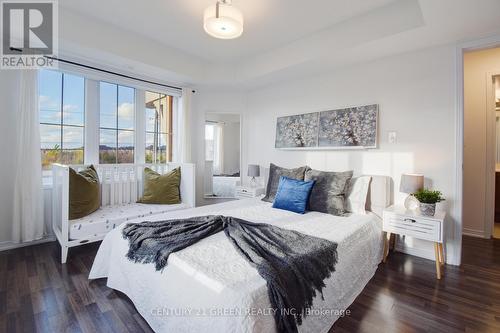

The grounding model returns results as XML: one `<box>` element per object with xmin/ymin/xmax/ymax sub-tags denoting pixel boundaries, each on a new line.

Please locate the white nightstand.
<box><xmin>235</xmin><ymin>185</ymin><xmax>265</xmax><ymax>199</ymax></box>
<box><xmin>382</xmin><ymin>205</ymin><xmax>446</xmax><ymax>279</ymax></box>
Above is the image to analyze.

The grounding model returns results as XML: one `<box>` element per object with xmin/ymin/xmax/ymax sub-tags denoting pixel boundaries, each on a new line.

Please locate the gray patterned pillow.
<box><xmin>262</xmin><ymin>163</ymin><xmax>308</xmax><ymax>202</ymax></box>
<box><xmin>305</xmin><ymin>169</ymin><xmax>353</xmax><ymax>216</ymax></box>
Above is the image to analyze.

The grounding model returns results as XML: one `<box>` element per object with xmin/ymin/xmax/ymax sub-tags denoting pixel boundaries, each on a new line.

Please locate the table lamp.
<box><xmin>400</xmin><ymin>173</ymin><xmax>424</xmax><ymax>210</ymax></box>
<box><xmin>248</xmin><ymin>164</ymin><xmax>260</xmax><ymax>187</ymax></box>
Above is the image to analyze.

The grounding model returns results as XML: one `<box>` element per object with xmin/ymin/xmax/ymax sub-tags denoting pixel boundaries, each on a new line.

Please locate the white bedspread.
<box><xmin>89</xmin><ymin>198</ymin><xmax>384</xmax><ymax>333</ymax></box>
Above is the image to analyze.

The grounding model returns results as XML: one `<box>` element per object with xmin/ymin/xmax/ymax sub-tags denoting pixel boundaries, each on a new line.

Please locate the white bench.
<box><xmin>51</xmin><ymin>163</ymin><xmax>196</xmax><ymax>263</ymax></box>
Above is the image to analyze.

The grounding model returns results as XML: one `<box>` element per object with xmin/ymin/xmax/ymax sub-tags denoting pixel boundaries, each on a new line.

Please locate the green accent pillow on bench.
<box><xmin>69</xmin><ymin>165</ymin><xmax>100</xmax><ymax>220</ymax></box>
<box><xmin>137</xmin><ymin>167</ymin><xmax>181</xmax><ymax>204</ymax></box>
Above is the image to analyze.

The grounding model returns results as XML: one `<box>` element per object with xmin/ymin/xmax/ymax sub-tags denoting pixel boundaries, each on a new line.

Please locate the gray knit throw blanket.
<box><xmin>122</xmin><ymin>215</ymin><xmax>338</xmax><ymax>333</ymax></box>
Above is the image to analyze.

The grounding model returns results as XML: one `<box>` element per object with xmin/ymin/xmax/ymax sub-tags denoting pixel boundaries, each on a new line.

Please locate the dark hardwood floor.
<box><xmin>1</xmin><ymin>236</ymin><xmax>499</xmax><ymax>333</ymax></box>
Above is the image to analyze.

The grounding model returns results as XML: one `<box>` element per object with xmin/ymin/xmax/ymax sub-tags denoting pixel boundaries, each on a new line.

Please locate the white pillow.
<box><xmin>346</xmin><ymin>176</ymin><xmax>372</xmax><ymax>214</ymax></box>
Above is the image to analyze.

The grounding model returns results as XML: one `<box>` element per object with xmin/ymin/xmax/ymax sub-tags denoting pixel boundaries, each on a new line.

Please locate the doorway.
<box><xmin>494</xmin><ymin>76</ymin><xmax>500</xmax><ymax>238</ymax></box>
<box><xmin>462</xmin><ymin>46</ymin><xmax>500</xmax><ymax>240</ymax></box>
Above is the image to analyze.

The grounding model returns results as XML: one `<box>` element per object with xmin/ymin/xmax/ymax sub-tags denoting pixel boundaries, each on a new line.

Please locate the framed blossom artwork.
<box><xmin>275</xmin><ymin>104</ymin><xmax>378</xmax><ymax>149</ymax></box>
<box><xmin>275</xmin><ymin>112</ymin><xmax>319</xmax><ymax>148</ymax></box>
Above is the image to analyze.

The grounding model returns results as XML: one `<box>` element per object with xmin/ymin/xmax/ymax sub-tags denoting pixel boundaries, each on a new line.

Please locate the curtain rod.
<box><xmin>10</xmin><ymin>47</ymin><xmax>183</xmax><ymax>92</ymax></box>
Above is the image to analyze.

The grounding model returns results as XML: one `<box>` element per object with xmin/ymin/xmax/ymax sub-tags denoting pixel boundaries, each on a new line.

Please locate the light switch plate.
<box><xmin>388</xmin><ymin>131</ymin><xmax>397</xmax><ymax>144</ymax></box>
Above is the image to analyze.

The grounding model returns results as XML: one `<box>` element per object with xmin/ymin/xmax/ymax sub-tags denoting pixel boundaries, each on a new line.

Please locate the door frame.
<box><xmin>455</xmin><ymin>34</ymin><xmax>500</xmax><ymax>265</ymax></box>
<box><xmin>486</xmin><ymin>72</ymin><xmax>500</xmax><ymax>238</ymax></box>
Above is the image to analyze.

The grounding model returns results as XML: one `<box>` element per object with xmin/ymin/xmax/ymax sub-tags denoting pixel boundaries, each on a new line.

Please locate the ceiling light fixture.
<box><xmin>204</xmin><ymin>0</ymin><xmax>243</xmax><ymax>39</ymax></box>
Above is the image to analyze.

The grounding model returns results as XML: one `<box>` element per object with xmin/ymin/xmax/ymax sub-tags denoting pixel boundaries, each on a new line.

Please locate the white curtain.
<box><xmin>12</xmin><ymin>70</ymin><xmax>45</xmax><ymax>243</ymax></box>
<box><xmin>213</xmin><ymin>123</ymin><xmax>224</xmax><ymax>175</ymax></box>
<box><xmin>177</xmin><ymin>88</ymin><xmax>193</xmax><ymax>163</ymax></box>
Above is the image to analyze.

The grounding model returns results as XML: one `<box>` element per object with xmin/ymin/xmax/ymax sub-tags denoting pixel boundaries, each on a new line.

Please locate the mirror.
<box><xmin>204</xmin><ymin>113</ymin><xmax>241</xmax><ymax>198</ymax></box>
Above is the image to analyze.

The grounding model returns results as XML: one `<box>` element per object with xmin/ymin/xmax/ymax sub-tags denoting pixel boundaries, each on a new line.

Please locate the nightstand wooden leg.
<box><xmin>389</xmin><ymin>233</ymin><xmax>396</xmax><ymax>250</ymax></box>
<box><xmin>438</xmin><ymin>243</ymin><xmax>445</xmax><ymax>265</ymax></box>
<box><xmin>434</xmin><ymin>243</ymin><xmax>441</xmax><ymax>279</ymax></box>
<box><xmin>383</xmin><ymin>232</ymin><xmax>391</xmax><ymax>263</ymax></box>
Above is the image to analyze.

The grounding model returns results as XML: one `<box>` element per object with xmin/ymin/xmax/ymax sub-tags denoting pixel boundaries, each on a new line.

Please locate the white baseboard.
<box><xmin>462</xmin><ymin>227</ymin><xmax>488</xmax><ymax>238</ymax></box>
<box><xmin>0</xmin><ymin>236</ymin><xmax>56</xmax><ymax>252</ymax></box>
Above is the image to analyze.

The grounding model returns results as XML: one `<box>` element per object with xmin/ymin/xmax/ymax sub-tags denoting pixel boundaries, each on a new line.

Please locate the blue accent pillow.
<box><xmin>272</xmin><ymin>176</ymin><xmax>315</xmax><ymax>214</ymax></box>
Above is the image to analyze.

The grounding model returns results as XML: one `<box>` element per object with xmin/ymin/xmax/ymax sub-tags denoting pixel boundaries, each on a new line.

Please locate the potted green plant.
<box><xmin>413</xmin><ymin>189</ymin><xmax>444</xmax><ymax>216</ymax></box>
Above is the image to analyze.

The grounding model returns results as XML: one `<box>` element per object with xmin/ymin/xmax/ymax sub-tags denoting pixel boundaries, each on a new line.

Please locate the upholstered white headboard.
<box><xmin>365</xmin><ymin>175</ymin><xmax>393</xmax><ymax>218</ymax></box>
<box><xmin>260</xmin><ymin>166</ymin><xmax>392</xmax><ymax>216</ymax></box>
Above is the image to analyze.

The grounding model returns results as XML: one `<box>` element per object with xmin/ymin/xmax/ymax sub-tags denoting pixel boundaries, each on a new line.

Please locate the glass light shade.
<box><xmin>204</xmin><ymin>3</ymin><xmax>243</xmax><ymax>39</ymax></box>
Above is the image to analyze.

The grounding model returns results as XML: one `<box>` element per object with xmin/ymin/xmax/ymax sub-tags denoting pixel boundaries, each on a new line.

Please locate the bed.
<box><xmin>89</xmin><ymin>175</ymin><xmax>391</xmax><ymax>333</ymax></box>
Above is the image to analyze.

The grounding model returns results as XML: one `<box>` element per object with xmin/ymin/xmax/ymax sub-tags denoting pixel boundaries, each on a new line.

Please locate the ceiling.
<box><xmin>58</xmin><ymin>0</ymin><xmax>500</xmax><ymax>88</ymax></box>
<box><xmin>60</xmin><ymin>0</ymin><xmax>396</xmax><ymax>61</ymax></box>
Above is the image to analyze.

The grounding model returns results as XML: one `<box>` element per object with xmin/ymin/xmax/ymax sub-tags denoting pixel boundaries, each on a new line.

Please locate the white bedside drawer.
<box><xmin>382</xmin><ymin>205</ymin><xmax>446</xmax><ymax>279</ymax></box>
<box><xmin>383</xmin><ymin>213</ymin><xmax>441</xmax><ymax>242</ymax></box>
<box><xmin>235</xmin><ymin>186</ymin><xmax>265</xmax><ymax>199</ymax></box>
<box><xmin>237</xmin><ymin>188</ymin><xmax>252</xmax><ymax>194</ymax></box>
<box><xmin>236</xmin><ymin>190</ymin><xmax>254</xmax><ymax>198</ymax></box>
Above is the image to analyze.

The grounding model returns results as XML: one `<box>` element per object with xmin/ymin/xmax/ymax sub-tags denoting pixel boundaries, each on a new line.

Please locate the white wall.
<box><xmin>242</xmin><ymin>45</ymin><xmax>460</xmax><ymax>264</ymax></box>
<box><xmin>58</xmin><ymin>8</ymin><xmax>205</xmax><ymax>86</ymax></box>
<box><xmin>463</xmin><ymin>47</ymin><xmax>500</xmax><ymax>237</ymax></box>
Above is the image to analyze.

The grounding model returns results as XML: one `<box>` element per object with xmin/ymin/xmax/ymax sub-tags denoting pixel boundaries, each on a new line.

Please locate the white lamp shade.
<box><xmin>399</xmin><ymin>174</ymin><xmax>424</xmax><ymax>194</ymax></box>
<box><xmin>204</xmin><ymin>3</ymin><xmax>244</xmax><ymax>39</ymax></box>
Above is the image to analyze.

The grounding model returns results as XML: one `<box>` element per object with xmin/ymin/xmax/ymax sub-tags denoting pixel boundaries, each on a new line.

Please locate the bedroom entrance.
<box><xmin>462</xmin><ymin>46</ymin><xmax>500</xmax><ymax>240</ymax></box>
<box><xmin>493</xmin><ymin>75</ymin><xmax>500</xmax><ymax>238</ymax></box>
<box><xmin>204</xmin><ymin>113</ymin><xmax>241</xmax><ymax>199</ymax></box>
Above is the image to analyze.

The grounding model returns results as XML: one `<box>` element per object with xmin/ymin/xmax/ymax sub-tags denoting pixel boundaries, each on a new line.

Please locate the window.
<box><xmin>39</xmin><ymin>69</ymin><xmax>85</xmax><ymax>169</ymax></box>
<box><xmin>205</xmin><ymin>123</ymin><xmax>215</xmax><ymax>161</ymax></box>
<box><xmin>99</xmin><ymin>82</ymin><xmax>135</xmax><ymax>163</ymax></box>
<box><xmin>38</xmin><ymin>67</ymin><xmax>180</xmax><ymax>171</ymax></box>
<box><xmin>145</xmin><ymin>91</ymin><xmax>173</xmax><ymax>163</ymax></box>
<box><xmin>205</xmin><ymin>122</ymin><xmax>223</xmax><ymax>175</ymax></box>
